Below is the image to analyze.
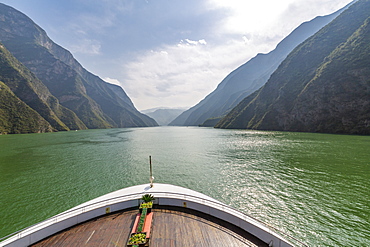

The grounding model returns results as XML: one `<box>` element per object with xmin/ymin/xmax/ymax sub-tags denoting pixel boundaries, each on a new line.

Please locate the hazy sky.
<box><xmin>1</xmin><ymin>0</ymin><xmax>353</xmax><ymax>111</ymax></box>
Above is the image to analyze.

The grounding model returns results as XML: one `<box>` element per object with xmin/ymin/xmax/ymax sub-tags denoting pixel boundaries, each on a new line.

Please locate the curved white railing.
<box><xmin>0</xmin><ymin>187</ymin><xmax>308</xmax><ymax>247</ymax></box>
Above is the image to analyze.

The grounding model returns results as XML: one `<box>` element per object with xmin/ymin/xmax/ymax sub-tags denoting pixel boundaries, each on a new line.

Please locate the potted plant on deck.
<box><xmin>140</xmin><ymin>194</ymin><xmax>154</xmax><ymax>213</ymax></box>
<box><xmin>127</xmin><ymin>194</ymin><xmax>155</xmax><ymax>246</ymax></box>
<box><xmin>127</xmin><ymin>232</ymin><xmax>147</xmax><ymax>247</ymax></box>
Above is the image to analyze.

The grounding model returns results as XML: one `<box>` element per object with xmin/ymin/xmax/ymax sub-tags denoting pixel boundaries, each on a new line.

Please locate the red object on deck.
<box><xmin>131</xmin><ymin>213</ymin><xmax>140</xmax><ymax>233</ymax></box>
<box><xmin>131</xmin><ymin>212</ymin><xmax>153</xmax><ymax>238</ymax></box>
<box><xmin>143</xmin><ymin>212</ymin><xmax>153</xmax><ymax>238</ymax></box>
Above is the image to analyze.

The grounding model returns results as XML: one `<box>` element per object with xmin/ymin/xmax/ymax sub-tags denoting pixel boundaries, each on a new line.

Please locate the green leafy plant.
<box><xmin>141</xmin><ymin>194</ymin><xmax>154</xmax><ymax>203</ymax></box>
<box><xmin>137</xmin><ymin>208</ymin><xmax>147</xmax><ymax>232</ymax></box>
<box><xmin>139</xmin><ymin>201</ymin><xmax>153</xmax><ymax>209</ymax></box>
<box><xmin>128</xmin><ymin>232</ymin><xmax>146</xmax><ymax>245</ymax></box>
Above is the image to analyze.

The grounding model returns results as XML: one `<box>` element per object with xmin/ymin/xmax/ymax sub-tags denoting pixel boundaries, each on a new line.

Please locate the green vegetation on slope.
<box><xmin>0</xmin><ymin>42</ymin><xmax>88</xmax><ymax>133</ymax></box>
<box><xmin>0</xmin><ymin>81</ymin><xmax>53</xmax><ymax>134</ymax></box>
<box><xmin>4</xmin><ymin>40</ymin><xmax>113</xmax><ymax>129</ymax></box>
<box><xmin>0</xmin><ymin>43</ymin><xmax>70</xmax><ymax>132</ymax></box>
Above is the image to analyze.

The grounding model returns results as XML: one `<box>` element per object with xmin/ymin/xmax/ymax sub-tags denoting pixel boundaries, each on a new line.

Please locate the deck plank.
<box><xmin>150</xmin><ymin>208</ymin><xmax>265</xmax><ymax>247</ymax></box>
<box><xmin>31</xmin><ymin>207</ymin><xmax>267</xmax><ymax>247</ymax></box>
<box><xmin>31</xmin><ymin>210</ymin><xmax>135</xmax><ymax>247</ymax></box>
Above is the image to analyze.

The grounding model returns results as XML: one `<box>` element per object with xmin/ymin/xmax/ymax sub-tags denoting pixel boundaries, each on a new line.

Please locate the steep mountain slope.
<box><xmin>0</xmin><ymin>81</ymin><xmax>53</xmax><ymax>134</ymax></box>
<box><xmin>169</xmin><ymin>3</ymin><xmax>352</xmax><ymax>126</ymax></box>
<box><xmin>0</xmin><ymin>3</ymin><xmax>157</xmax><ymax>128</ymax></box>
<box><xmin>0</xmin><ymin>42</ymin><xmax>87</xmax><ymax>132</ymax></box>
<box><xmin>216</xmin><ymin>0</ymin><xmax>370</xmax><ymax>135</ymax></box>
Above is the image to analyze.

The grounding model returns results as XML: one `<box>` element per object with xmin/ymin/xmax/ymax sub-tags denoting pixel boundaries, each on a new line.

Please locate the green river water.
<box><xmin>0</xmin><ymin>127</ymin><xmax>369</xmax><ymax>246</ymax></box>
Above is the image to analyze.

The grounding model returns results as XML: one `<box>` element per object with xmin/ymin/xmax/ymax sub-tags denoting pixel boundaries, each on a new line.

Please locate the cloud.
<box><xmin>103</xmin><ymin>77</ymin><xmax>122</xmax><ymax>86</ymax></box>
<box><xmin>181</xmin><ymin>39</ymin><xmax>208</xmax><ymax>46</ymax></box>
<box><xmin>198</xmin><ymin>39</ymin><xmax>207</xmax><ymax>45</ymax></box>
<box><xmin>120</xmin><ymin>36</ymin><xmax>264</xmax><ymax>110</ymax></box>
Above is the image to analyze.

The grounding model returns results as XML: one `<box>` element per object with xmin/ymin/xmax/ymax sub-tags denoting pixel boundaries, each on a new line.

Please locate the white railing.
<box><xmin>1</xmin><ymin>190</ymin><xmax>308</xmax><ymax>247</ymax></box>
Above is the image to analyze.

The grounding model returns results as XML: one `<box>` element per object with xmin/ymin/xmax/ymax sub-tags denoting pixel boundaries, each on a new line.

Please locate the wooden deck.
<box><xmin>31</xmin><ymin>207</ymin><xmax>267</xmax><ymax>247</ymax></box>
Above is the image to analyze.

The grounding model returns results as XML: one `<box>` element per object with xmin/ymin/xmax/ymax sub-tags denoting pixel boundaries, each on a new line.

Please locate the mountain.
<box><xmin>169</xmin><ymin>3</ymin><xmax>352</xmax><ymax>127</ymax></box>
<box><xmin>0</xmin><ymin>80</ymin><xmax>53</xmax><ymax>134</ymax></box>
<box><xmin>216</xmin><ymin>0</ymin><xmax>370</xmax><ymax>135</ymax></box>
<box><xmin>0</xmin><ymin>3</ymin><xmax>157</xmax><ymax>129</ymax></box>
<box><xmin>0</xmin><ymin>42</ymin><xmax>88</xmax><ymax>134</ymax></box>
<box><xmin>142</xmin><ymin>108</ymin><xmax>186</xmax><ymax>126</ymax></box>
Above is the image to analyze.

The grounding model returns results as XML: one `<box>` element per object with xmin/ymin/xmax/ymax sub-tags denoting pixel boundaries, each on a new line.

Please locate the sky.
<box><xmin>1</xmin><ymin>0</ymin><xmax>354</xmax><ymax>111</ymax></box>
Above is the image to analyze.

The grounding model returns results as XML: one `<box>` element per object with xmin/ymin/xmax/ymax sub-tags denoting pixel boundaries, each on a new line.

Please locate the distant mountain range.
<box><xmin>169</xmin><ymin>2</ymin><xmax>352</xmax><ymax>127</ymax></box>
<box><xmin>0</xmin><ymin>3</ymin><xmax>157</xmax><ymax>134</ymax></box>
<box><xmin>216</xmin><ymin>0</ymin><xmax>370</xmax><ymax>135</ymax></box>
<box><xmin>142</xmin><ymin>108</ymin><xmax>186</xmax><ymax>126</ymax></box>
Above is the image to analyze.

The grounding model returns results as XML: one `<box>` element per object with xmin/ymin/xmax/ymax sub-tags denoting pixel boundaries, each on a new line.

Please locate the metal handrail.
<box><xmin>0</xmin><ymin>190</ymin><xmax>308</xmax><ymax>247</ymax></box>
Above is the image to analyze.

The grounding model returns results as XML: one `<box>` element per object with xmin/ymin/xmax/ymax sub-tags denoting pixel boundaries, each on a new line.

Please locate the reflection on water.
<box><xmin>0</xmin><ymin>127</ymin><xmax>369</xmax><ymax>246</ymax></box>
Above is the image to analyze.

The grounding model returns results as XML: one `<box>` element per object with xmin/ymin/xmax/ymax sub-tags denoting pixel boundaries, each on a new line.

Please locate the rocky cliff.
<box><xmin>216</xmin><ymin>0</ymin><xmax>370</xmax><ymax>135</ymax></box>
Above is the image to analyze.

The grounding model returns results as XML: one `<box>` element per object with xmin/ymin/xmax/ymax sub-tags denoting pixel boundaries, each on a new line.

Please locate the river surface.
<box><xmin>0</xmin><ymin>127</ymin><xmax>369</xmax><ymax>246</ymax></box>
